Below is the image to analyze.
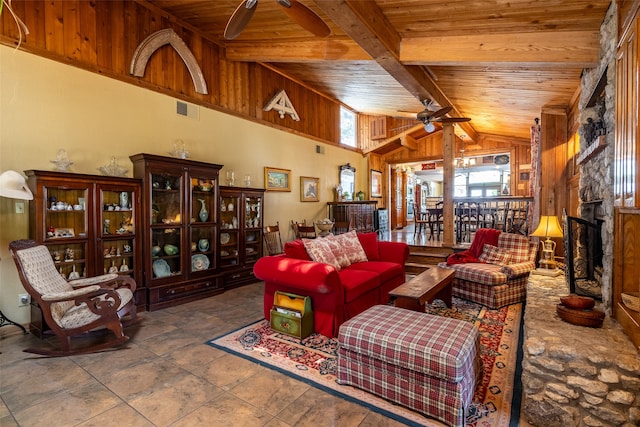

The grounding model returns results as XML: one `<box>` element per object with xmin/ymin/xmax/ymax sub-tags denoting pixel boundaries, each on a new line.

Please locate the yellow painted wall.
<box><xmin>0</xmin><ymin>46</ymin><xmax>367</xmax><ymax>329</ymax></box>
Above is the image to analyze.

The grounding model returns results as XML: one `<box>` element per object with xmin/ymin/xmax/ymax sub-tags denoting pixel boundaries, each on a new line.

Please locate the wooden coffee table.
<box><xmin>389</xmin><ymin>266</ymin><xmax>455</xmax><ymax>312</ymax></box>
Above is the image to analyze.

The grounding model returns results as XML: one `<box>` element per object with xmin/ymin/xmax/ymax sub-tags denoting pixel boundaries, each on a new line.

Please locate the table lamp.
<box><xmin>530</xmin><ymin>215</ymin><xmax>563</xmax><ymax>276</ymax></box>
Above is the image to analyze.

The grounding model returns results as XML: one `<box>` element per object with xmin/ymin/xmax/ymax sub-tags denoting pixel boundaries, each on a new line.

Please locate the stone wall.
<box><xmin>577</xmin><ymin>2</ymin><xmax>616</xmax><ymax>311</ymax></box>
<box><xmin>522</xmin><ymin>274</ymin><xmax>640</xmax><ymax>426</ymax></box>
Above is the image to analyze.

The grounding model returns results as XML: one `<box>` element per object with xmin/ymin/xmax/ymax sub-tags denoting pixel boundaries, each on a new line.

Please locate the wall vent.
<box><xmin>176</xmin><ymin>100</ymin><xmax>199</xmax><ymax>120</ymax></box>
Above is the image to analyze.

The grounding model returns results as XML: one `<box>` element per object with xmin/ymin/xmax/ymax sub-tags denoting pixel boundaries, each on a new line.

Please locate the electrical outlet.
<box><xmin>15</xmin><ymin>202</ymin><xmax>24</xmax><ymax>214</ymax></box>
<box><xmin>18</xmin><ymin>293</ymin><xmax>30</xmax><ymax>307</ymax></box>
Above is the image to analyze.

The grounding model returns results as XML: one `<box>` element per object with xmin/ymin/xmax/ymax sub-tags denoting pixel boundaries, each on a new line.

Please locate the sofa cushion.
<box><xmin>497</xmin><ymin>233</ymin><xmax>532</xmax><ymax>263</ymax></box>
<box><xmin>324</xmin><ymin>234</ymin><xmax>352</xmax><ymax>268</ymax></box>
<box><xmin>478</xmin><ymin>244</ymin><xmax>511</xmax><ymax>266</ymax></box>
<box><xmin>338</xmin><ymin>269</ymin><xmax>380</xmax><ymax>303</ymax></box>
<box><xmin>336</xmin><ymin>231</ymin><xmax>368</xmax><ymax>264</ymax></box>
<box><xmin>346</xmin><ymin>261</ymin><xmax>403</xmax><ymax>283</ymax></box>
<box><xmin>442</xmin><ymin>262</ymin><xmax>507</xmax><ymax>286</ymax></box>
<box><xmin>357</xmin><ymin>232</ymin><xmax>380</xmax><ymax>261</ymax></box>
<box><xmin>284</xmin><ymin>240</ymin><xmax>312</xmax><ymax>261</ymax></box>
<box><xmin>303</xmin><ymin>238</ymin><xmax>341</xmax><ymax>270</ymax></box>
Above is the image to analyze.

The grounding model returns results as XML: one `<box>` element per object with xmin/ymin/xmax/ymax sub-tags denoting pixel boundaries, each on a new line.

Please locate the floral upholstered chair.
<box><xmin>9</xmin><ymin>239</ymin><xmax>138</xmax><ymax>356</ymax></box>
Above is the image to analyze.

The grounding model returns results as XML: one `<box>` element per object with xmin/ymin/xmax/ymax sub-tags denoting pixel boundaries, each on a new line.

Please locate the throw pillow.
<box><xmin>324</xmin><ymin>234</ymin><xmax>351</xmax><ymax>268</ymax></box>
<box><xmin>478</xmin><ymin>244</ymin><xmax>511</xmax><ymax>266</ymax></box>
<box><xmin>335</xmin><ymin>230</ymin><xmax>368</xmax><ymax>264</ymax></box>
<box><xmin>303</xmin><ymin>238</ymin><xmax>341</xmax><ymax>270</ymax></box>
<box><xmin>357</xmin><ymin>232</ymin><xmax>380</xmax><ymax>261</ymax></box>
<box><xmin>284</xmin><ymin>240</ymin><xmax>312</xmax><ymax>261</ymax></box>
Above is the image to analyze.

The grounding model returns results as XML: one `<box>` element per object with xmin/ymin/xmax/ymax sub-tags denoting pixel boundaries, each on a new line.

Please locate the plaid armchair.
<box><xmin>439</xmin><ymin>232</ymin><xmax>537</xmax><ymax>308</ymax></box>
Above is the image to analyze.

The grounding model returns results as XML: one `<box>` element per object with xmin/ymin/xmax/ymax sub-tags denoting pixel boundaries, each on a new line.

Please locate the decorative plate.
<box><xmin>152</xmin><ymin>259</ymin><xmax>171</xmax><ymax>278</ymax></box>
<box><xmin>221</xmin><ymin>233</ymin><xmax>230</xmax><ymax>244</ymax></box>
<box><xmin>191</xmin><ymin>254</ymin><xmax>210</xmax><ymax>271</ymax></box>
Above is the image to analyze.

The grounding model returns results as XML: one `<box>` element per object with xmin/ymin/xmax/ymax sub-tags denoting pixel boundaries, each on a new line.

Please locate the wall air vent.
<box><xmin>176</xmin><ymin>100</ymin><xmax>199</xmax><ymax>120</ymax></box>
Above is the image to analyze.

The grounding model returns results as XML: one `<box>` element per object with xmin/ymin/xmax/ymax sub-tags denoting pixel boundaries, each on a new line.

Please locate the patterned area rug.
<box><xmin>207</xmin><ymin>298</ymin><xmax>523</xmax><ymax>427</ymax></box>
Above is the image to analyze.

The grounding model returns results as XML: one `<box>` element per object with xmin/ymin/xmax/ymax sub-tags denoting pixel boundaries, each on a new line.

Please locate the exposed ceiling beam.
<box><xmin>226</xmin><ymin>30</ymin><xmax>600</xmax><ymax>68</ymax></box>
<box><xmin>401</xmin><ymin>31</ymin><xmax>601</xmax><ymax>67</ymax></box>
<box><xmin>312</xmin><ymin>0</ymin><xmax>478</xmax><ymax>142</ymax></box>
<box><xmin>225</xmin><ymin>39</ymin><xmax>371</xmax><ymax>62</ymax></box>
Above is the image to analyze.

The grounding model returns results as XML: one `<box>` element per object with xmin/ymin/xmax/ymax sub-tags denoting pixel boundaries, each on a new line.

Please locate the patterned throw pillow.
<box><xmin>335</xmin><ymin>230</ymin><xmax>368</xmax><ymax>264</ymax></box>
<box><xmin>302</xmin><ymin>238</ymin><xmax>341</xmax><ymax>270</ymax></box>
<box><xmin>478</xmin><ymin>244</ymin><xmax>511</xmax><ymax>266</ymax></box>
<box><xmin>324</xmin><ymin>234</ymin><xmax>351</xmax><ymax>268</ymax></box>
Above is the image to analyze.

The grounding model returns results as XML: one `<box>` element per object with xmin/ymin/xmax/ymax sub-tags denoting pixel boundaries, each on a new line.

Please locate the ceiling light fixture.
<box><xmin>424</xmin><ymin>122</ymin><xmax>435</xmax><ymax>132</ymax></box>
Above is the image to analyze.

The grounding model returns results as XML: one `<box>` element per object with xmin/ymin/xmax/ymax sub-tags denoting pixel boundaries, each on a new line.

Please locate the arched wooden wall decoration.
<box><xmin>130</xmin><ymin>28</ymin><xmax>208</xmax><ymax>95</ymax></box>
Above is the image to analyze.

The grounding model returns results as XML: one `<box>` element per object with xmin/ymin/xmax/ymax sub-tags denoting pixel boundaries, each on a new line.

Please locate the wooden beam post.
<box><xmin>442</xmin><ymin>123</ymin><xmax>455</xmax><ymax>245</ymax></box>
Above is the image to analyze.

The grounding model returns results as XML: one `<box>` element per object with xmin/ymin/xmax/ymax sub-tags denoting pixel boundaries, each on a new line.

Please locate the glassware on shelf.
<box><xmin>98</xmin><ymin>156</ymin><xmax>128</xmax><ymax>177</ymax></box>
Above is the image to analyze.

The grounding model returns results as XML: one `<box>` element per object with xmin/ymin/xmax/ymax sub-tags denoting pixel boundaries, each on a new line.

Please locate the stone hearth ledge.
<box><xmin>522</xmin><ymin>274</ymin><xmax>640</xmax><ymax>427</ymax></box>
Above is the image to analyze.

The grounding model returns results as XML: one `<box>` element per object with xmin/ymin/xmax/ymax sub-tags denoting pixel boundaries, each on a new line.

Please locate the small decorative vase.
<box><xmin>198</xmin><ymin>199</ymin><xmax>208</xmax><ymax>222</ymax></box>
<box><xmin>119</xmin><ymin>191</ymin><xmax>128</xmax><ymax>209</ymax></box>
<box><xmin>198</xmin><ymin>239</ymin><xmax>209</xmax><ymax>252</ymax></box>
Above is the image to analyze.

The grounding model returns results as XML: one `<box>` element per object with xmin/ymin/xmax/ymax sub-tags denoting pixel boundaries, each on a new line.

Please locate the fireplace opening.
<box><xmin>562</xmin><ymin>206</ymin><xmax>603</xmax><ymax>299</ymax></box>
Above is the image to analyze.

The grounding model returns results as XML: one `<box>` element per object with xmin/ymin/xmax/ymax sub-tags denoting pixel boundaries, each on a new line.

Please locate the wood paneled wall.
<box><xmin>539</xmin><ymin>109</ymin><xmax>569</xmax><ymax>218</ymax></box>
<box><xmin>0</xmin><ymin>0</ymin><xmax>342</xmax><ymax>145</ymax></box>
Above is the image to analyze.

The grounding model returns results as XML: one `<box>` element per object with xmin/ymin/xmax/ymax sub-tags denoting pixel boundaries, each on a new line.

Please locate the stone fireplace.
<box><xmin>563</xmin><ymin>201</ymin><xmax>604</xmax><ymax>299</ymax></box>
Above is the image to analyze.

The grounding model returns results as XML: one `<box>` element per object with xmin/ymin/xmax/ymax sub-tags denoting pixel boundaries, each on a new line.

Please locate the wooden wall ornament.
<box><xmin>129</xmin><ymin>28</ymin><xmax>208</xmax><ymax>95</ymax></box>
<box><xmin>263</xmin><ymin>90</ymin><xmax>300</xmax><ymax>121</ymax></box>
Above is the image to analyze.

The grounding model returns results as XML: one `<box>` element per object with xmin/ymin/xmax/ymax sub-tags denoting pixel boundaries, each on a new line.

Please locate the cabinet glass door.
<box><xmin>244</xmin><ymin>194</ymin><xmax>262</xmax><ymax>262</ymax></box>
<box><xmin>99</xmin><ymin>187</ymin><xmax>136</xmax><ymax>278</ymax></box>
<box><xmin>150</xmin><ymin>173</ymin><xmax>182</xmax><ymax>279</ymax></box>
<box><xmin>220</xmin><ymin>192</ymin><xmax>240</xmax><ymax>268</ymax></box>
<box><xmin>190</xmin><ymin>174</ymin><xmax>217</xmax><ymax>273</ymax></box>
<box><xmin>44</xmin><ymin>185</ymin><xmax>89</xmax><ymax>280</ymax></box>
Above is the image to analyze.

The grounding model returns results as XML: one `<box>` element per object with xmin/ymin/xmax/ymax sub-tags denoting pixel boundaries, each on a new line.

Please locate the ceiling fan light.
<box><xmin>424</xmin><ymin>122</ymin><xmax>435</xmax><ymax>132</ymax></box>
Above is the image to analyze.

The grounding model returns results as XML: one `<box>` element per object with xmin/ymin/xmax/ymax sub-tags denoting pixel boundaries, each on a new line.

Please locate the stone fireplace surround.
<box><xmin>521</xmin><ymin>4</ymin><xmax>639</xmax><ymax>425</ymax></box>
<box><xmin>522</xmin><ymin>275</ymin><xmax>639</xmax><ymax>426</ymax></box>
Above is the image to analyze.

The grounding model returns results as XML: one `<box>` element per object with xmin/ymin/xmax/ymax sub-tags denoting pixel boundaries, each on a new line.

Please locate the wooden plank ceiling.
<box><xmin>148</xmin><ymin>0</ymin><xmax>611</xmax><ymax>142</ymax></box>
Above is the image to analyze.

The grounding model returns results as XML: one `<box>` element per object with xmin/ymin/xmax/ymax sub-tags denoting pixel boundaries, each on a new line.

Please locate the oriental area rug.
<box><xmin>207</xmin><ymin>298</ymin><xmax>523</xmax><ymax>427</ymax></box>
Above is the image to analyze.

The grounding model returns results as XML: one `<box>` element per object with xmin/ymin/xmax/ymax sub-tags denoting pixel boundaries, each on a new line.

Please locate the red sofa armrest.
<box><xmin>378</xmin><ymin>241</ymin><xmax>410</xmax><ymax>266</ymax></box>
<box><xmin>253</xmin><ymin>256</ymin><xmax>342</xmax><ymax>295</ymax></box>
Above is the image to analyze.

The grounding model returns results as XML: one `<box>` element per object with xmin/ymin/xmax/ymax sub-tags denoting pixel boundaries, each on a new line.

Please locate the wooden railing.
<box><xmin>416</xmin><ymin>196</ymin><xmax>534</xmax><ymax>245</ymax></box>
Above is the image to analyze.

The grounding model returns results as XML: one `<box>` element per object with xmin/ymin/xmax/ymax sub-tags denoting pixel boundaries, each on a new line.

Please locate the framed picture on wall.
<box><xmin>300</xmin><ymin>176</ymin><xmax>319</xmax><ymax>202</ymax></box>
<box><xmin>371</xmin><ymin>169</ymin><xmax>383</xmax><ymax>198</ymax></box>
<box><xmin>264</xmin><ymin>167</ymin><xmax>291</xmax><ymax>191</ymax></box>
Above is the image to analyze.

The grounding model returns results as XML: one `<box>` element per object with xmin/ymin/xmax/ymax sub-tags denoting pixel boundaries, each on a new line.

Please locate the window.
<box><xmin>340</xmin><ymin>106</ymin><xmax>357</xmax><ymax>147</ymax></box>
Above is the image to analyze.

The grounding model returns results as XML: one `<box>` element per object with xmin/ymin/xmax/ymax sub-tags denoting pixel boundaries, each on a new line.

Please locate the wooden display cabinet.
<box><xmin>219</xmin><ymin>186</ymin><xmax>264</xmax><ymax>288</ymax></box>
<box><xmin>25</xmin><ymin>170</ymin><xmax>143</xmax><ymax>336</ymax></box>
<box><xmin>130</xmin><ymin>153</ymin><xmax>224</xmax><ymax>310</ymax></box>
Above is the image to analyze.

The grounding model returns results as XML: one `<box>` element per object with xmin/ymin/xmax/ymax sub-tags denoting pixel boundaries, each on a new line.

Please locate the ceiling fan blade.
<box><xmin>224</xmin><ymin>0</ymin><xmax>258</xmax><ymax>40</ymax></box>
<box><xmin>438</xmin><ymin>117</ymin><xmax>471</xmax><ymax>123</ymax></box>
<box><xmin>277</xmin><ymin>0</ymin><xmax>330</xmax><ymax>37</ymax></box>
<box><xmin>417</xmin><ymin>105</ymin><xmax>451</xmax><ymax>121</ymax></box>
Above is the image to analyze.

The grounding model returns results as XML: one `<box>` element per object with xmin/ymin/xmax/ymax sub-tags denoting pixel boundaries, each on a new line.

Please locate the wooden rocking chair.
<box><xmin>264</xmin><ymin>222</ymin><xmax>284</xmax><ymax>255</ymax></box>
<box><xmin>9</xmin><ymin>239</ymin><xmax>139</xmax><ymax>356</ymax></box>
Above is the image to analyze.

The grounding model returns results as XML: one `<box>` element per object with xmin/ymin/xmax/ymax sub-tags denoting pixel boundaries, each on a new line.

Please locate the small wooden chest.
<box><xmin>270</xmin><ymin>291</ymin><xmax>313</xmax><ymax>339</ymax></box>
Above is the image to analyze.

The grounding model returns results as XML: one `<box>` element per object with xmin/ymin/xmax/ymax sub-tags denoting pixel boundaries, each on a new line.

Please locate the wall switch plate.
<box><xmin>15</xmin><ymin>202</ymin><xmax>24</xmax><ymax>214</ymax></box>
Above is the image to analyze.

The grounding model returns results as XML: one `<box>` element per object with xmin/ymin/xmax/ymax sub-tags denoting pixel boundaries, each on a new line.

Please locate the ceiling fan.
<box><xmin>224</xmin><ymin>0</ymin><xmax>331</xmax><ymax>40</ymax></box>
<box><xmin>394</xmin><ymin>100</ymin><xmax>471</xmax><ymax>132</ymax></box>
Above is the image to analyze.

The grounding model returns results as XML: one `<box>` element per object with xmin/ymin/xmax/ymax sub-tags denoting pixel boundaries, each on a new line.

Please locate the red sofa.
<box><xmin>253</xmin><ymin>232</ymin><xmax>409</xmax><ymax>337</ymax></box>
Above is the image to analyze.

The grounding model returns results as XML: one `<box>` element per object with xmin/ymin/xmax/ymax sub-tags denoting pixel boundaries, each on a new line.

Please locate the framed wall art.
<box><xmin>264</xmin><ymin>167</ymin><xmax>291</xmax><ymax>192</ymax></box>
<box><xmin>371</xmin><ymin>169</ymin><xmax>383</xmax><ymax>198</ymax></box>
<box><xmin>300</xmin><ymin>176</ymin><xmax>319</xmax><ymax>202</ymax></box>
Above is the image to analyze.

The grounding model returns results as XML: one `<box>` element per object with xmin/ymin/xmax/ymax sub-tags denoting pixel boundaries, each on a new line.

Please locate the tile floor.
<box><xmin>1</xmin><ymin>283</ymin><xmax>419</xmax><ymax>427</ymax></box>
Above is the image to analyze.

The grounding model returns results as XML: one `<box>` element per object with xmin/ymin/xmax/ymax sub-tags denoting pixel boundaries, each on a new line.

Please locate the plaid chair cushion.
<box><xmin>478</xmin><ymin>244</ymin><xmax>511</xmax><ymax>266</ymax></box>
<box><xmin>497</xmin><ymin>233</ymin><xmax>533</xmax><ymax>263</ymax></box>
<box><xmin>440</xmin><ymin>262</ymin><xmax>507</xmax><ymax>286</ymax></box>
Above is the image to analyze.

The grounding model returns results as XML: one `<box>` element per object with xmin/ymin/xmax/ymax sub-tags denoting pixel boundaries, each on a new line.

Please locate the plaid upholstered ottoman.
<box><xmin>337</xmin><ymin>305</ymin><xmax>480</xmax><ymax>427</ymax></box>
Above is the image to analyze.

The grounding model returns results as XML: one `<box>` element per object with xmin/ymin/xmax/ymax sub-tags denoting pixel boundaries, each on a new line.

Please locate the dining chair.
<box><xmin>264</xmin><ymin>222</ymin><xmax>284</xmax><ymax>255</ymax></box>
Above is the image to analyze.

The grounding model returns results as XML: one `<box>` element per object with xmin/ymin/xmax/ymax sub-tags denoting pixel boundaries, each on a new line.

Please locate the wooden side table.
<box><xmin>389</xmin><ymin>267</ymin><xmax>455</xmax><ymax>312</ymax></box>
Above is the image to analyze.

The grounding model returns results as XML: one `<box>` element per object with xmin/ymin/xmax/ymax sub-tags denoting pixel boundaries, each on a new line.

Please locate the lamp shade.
<box><xmin>0</xmin><ymin>170</ymin><xmax>33</xmax><ymax>200</ymax></box>
<box><xmin>531</xmin><ymin>215</ymin><xmax>563</xmax><ymax>238</ymax></box>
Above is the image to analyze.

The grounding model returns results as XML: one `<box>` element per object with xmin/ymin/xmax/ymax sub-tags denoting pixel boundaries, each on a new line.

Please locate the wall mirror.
<box><xmin>339</xmin><ymin>164</ymin><xmax>356</xmax><ymax>199</ymax></box>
